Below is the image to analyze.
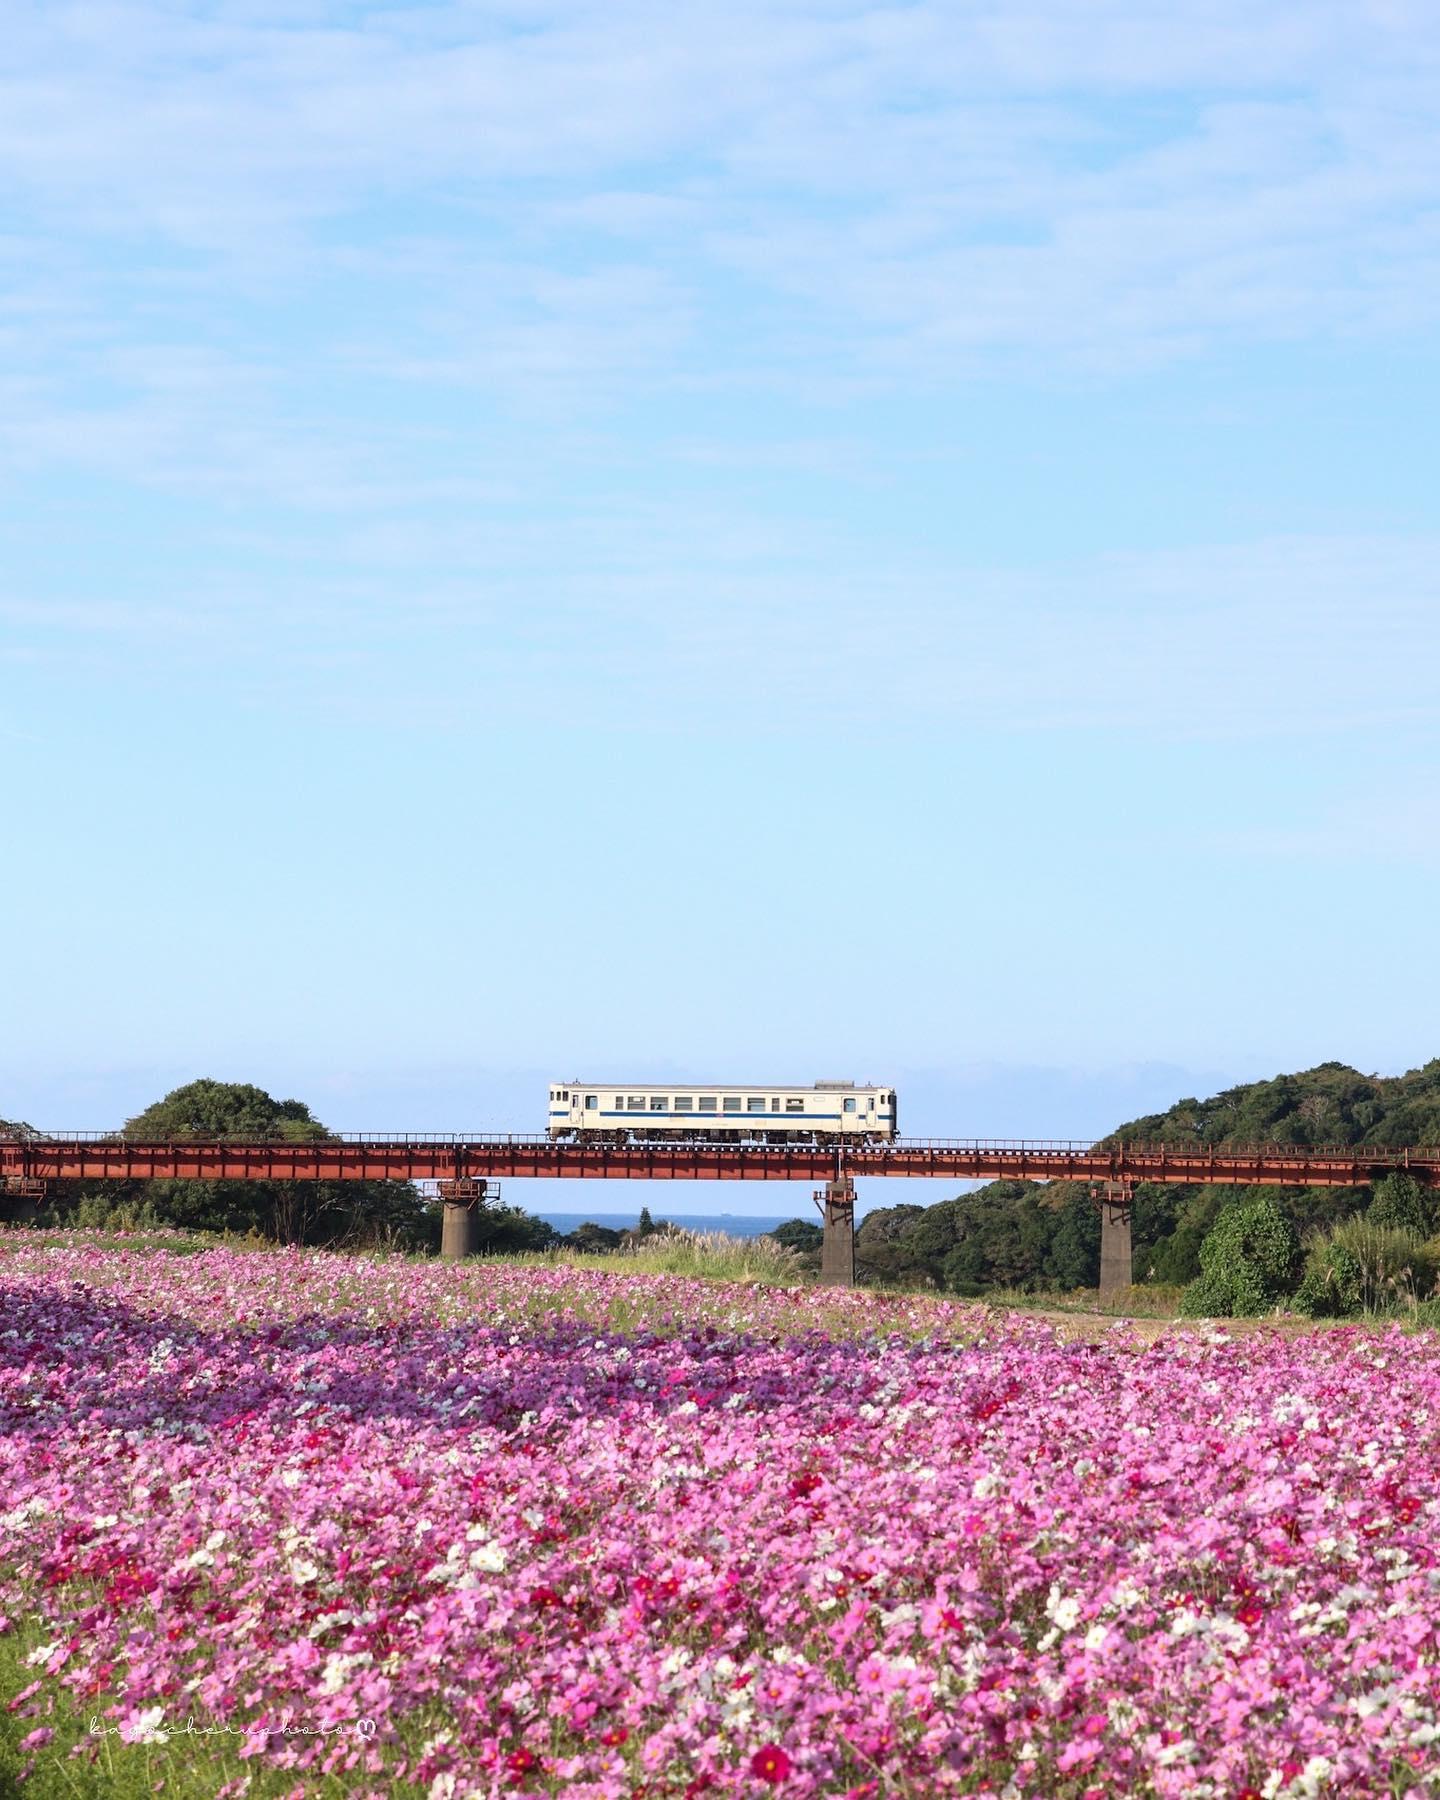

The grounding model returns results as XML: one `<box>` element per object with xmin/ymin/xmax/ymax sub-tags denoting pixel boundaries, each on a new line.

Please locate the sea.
<box><xmin>534</xmin><ymin>1211</ymin><xmax>810</xmax><ymax>1239</ymax></box>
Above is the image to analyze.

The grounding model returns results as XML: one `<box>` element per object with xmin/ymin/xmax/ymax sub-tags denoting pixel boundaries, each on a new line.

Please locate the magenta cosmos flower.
<box><xmin>750</xmin><ymin>1744</ymin><xmax>793</xmax><ymax>1782</ymax></box>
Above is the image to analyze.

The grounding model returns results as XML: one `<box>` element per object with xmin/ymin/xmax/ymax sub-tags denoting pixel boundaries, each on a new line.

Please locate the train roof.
<box><xmin>551</xmin><ymin>1079</ymin><xmax>888</xmax><ymax>1091</ymax></box>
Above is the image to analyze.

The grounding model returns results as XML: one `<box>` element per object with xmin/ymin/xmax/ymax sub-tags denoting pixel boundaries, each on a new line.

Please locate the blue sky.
<box><xmin>3</xmin><ymin>1</ymin><xmax>1439</xmax><ymax>1214</ymax></box>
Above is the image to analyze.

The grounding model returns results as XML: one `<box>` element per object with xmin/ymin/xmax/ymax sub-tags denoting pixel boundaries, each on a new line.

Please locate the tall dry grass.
<box><xmin>499</xmin><ymin>1227</ymin><xmax>809</xmax><ymax>1285</ymax></box>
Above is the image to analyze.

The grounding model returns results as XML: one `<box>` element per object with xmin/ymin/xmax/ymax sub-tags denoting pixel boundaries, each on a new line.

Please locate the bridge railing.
<box><xmin>4</xmin><ymin>1130</ymin><xmax>1439</xmax><ymax>1162</ymax></box>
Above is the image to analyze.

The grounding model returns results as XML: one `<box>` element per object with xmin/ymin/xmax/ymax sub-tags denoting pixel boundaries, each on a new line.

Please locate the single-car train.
<box><xmin>546</xmin><ymin>1080</ymin><xmax>897</xmax><ymax>1144</ymax></box>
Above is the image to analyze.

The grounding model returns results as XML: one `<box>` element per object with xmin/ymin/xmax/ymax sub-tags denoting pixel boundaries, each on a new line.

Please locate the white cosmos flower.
<box><xmin>122</xmin><ymin>1706</ymin><xmax>169</xmax><ymax>1745</ymax></box>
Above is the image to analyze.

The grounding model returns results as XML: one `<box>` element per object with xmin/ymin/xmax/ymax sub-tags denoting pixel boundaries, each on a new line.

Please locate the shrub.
<box><xmin>69</xmin><ymin>1191</ymin><xmax>169</xmax><ymax>1234</ymax></box>
<box><xmin>1293</xmin><ymin>1218</ymin><xmax>1438</xmax><ymax>1318</ymax></box>
<box><xmin>1179</xmin><ymin>1194</ymin><xmax>1300</xmax><ymax>1317</ymax></box>
<box><xmin>1179</xmin><ymin>1268</ymin><xmax>1235</xmax><ymax>1318</ymax></box>
<box><xmin>1292</xmin><ymin>1242</ymin><xmax>1365</xmax><ymax>1318</ymax></box>
<box><xmin>1367</xmin><ymin>1172</ymin><xmax>1435</xmax><ymax>1236</ymax></box>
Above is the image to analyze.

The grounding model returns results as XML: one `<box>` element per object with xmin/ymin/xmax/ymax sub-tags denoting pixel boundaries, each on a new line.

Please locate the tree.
<box><xmin>1146</xmin><ymin>1218</ymin><xmax>1209</xmax><ymax>1286</ymax></box>
<box><xmin>1180</xmin><ymin>1194</ymin><xmax>1301</xmax><ymax>1317</ymax></box>
<box><xmin>637</xmin><ymin>1206</ymin><xmax>658</xmax><ymax>1238</ymax></box>
<box><xmin>471</xmin><ymin>1206</ymin><xmax>559</xmax><ymax>1254</ymax></box>
<box><xmin>766</xmin><ymin>1219</ymin><xmax>823</xmax><ymax>1253</ymax></box>
<box><xmin>941</xmin><ymin>1241</ymin><xmax>987</xmax><ymax>1296</ymax></box>
<box><xmin>856</xmin><ymin>1202</ymin><xmax>946</xmax><ymax>1288</ymax></box>
<box><xmin>1044</xmin><ymin>1187</ymin><xmax>1100</xmax><ymax>1289</ymax></box>
<box><xmin>977</xmin><ymin>1197</ymin><xmax>1054</xmax><ymax>1289</ymax></box>
<box><xmin>1367</xmin><ymin>1171</ymin><xmax>1434</xmax><ymax>1236</ymax></box>
<box><xmin>126</xmin><ymin>1080</ymin><xmax>321</xmax><ymax>1142</ymax></box>
<box><xmin>859</xmin><ymin>1185</ymin><xmax>1067</xmax><ymax>1294</ymax></box>
<box><xmin>63</xmin><ymin>1079</ymin><xmax>428</xmax><ymax>1248</ymax></box>
<box><xmin>566</xmin><ymin>1222</ymin><xmax>624</xmax><ymax>1252</ymax></box>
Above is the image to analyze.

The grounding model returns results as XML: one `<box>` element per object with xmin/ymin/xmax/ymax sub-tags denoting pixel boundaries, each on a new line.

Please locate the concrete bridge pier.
<box><xmin>438</xmin><ymin>1178</ymin><xmax>487</xmax><ymax>1261</ymax></box>
<box><xmin>1095</xmin><ymin>1180</ymin><xmax>1134</xmax><ymax>1299</ymax></box>
<box><xmin>440</xmin><ymin>1202</ymin><xmax>478</xmax><ymax>1261</ymax></box>
<box><xmin>0</xmin><ymin>1175</ymin><xmax>47</xmax><ymax>1226</ymax></box>
<box><xmin>818</xmin><ymin>1174</ymin><xmax>856</xmax><ymax>1286</ymax></box>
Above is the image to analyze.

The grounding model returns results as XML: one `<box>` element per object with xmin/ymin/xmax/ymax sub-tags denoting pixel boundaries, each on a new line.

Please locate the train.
<box><xmin>546</xmin><ymin>1080</ymin><xmax>898</xmax><ymax>1144</ymax></box>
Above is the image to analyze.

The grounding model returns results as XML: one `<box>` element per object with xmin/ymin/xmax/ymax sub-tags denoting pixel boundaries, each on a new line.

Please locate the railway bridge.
<box><xmin>4</xmin><ymin>1133</ymin><xmax>1437</xmax><ymax>1296</ymax></box>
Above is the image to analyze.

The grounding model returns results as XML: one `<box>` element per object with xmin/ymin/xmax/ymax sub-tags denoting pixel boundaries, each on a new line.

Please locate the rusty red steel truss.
<box><xmin>3</xmin><ymin>1134</ymin><xmax>1438</xmax><ymax>1191</ymax></box>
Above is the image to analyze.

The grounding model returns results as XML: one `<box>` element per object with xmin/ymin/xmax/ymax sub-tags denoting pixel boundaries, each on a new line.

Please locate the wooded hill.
<box><xmin>854</xmin><ymin>1059</ymin><xmax>1440</xmax><ymax>1294</ymax></box>
<box><xmin>1106</xmin><ymin>1058</ymin><xmax>1440</xmax><ymax>1150</ymax></box>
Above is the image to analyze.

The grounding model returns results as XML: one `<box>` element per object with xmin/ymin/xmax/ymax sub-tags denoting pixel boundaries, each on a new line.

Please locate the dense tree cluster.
<box><xmin>855</xmin><ymin>1183</ymin><xmax>1100</xmax><ymax>1293</ymax></box>
<box><xmin>1108</xmin><ymin>1057</ymin><xmax>1440</xmax><ymax>1150</ymax></box>
<box><xmin>7</xmin><ymin>1080</ymin><xmax>432</xmax><ymax>1250</ymax></box>
<box><xmin>854</xmin><ymin>1059</ymin><xmax>1440</xmax><ymax>1307</ymax></box>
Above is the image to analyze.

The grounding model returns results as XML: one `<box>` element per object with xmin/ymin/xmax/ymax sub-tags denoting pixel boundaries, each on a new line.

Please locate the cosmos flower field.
<box><xmin>2</xmin><ymin>1239</ymin><xmax>1440</xmax><ymax>1798</ymax></box>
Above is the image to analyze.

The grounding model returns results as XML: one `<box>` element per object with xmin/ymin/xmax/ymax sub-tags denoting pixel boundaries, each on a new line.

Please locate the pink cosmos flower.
<box><xmin>8</xmin><ymin>1244</ymin><xmax>1440</xmax><ymax>1798</ymax></box>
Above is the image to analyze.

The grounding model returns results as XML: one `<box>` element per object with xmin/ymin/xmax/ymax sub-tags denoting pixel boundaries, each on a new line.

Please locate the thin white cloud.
<box><xmin>6</xmin><ymin>525</ymin><xmax>1436</xmax><ymax>741</ymax></box>
<box><xmin>0</xmin><ymin>0</ymin><xmax>1438</xmax><ymax>382</ymax></box>
<box><xmin>0</xmin><ymin>4</ymin><xmax>1436</xmax><ymax>757</ymax></box>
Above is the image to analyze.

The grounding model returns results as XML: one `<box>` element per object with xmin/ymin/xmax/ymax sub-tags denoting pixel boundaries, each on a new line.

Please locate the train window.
<box><xmin>614</xmin><ymin>1096</ymin><xmax>623</xmax><ymax>1108</ymax></box>
<box><xmin>561</xmin><ymin>1091</ymin><xmax>569</xmax><ymax>1102</ymax></box>
<box><xmin>650</xmin><ymin>1096</ymin><xmax>668</xmax><ymax>1111</ymax></box>
<box><xmin>674</xmin><ymin>1096</ymin><xmax>692</xmax><ymax>1110</ymax></box>
<box><xmin>699</xmin><ymin>1097</ymin><xmax>718</xmax><ymax>1112</ymax></box>
<box><xmin>627</xmin><ymin>1096</ymin><xmax>646</xmax><ymax>1110</ymax></box>
<box><xmin>584</xmin><ymin>1095</ymin><xmax>597</xmax><ymax>1110</ymax></box>
<box><xmin>746</xmin><ymin>1097</ymin><xmax>766</xmax><ymax>1113</ymax></box>
<box><xmin>722</xmin><ymin>1097</ymin><xmax>742</xmax><ymax>1112</ymax></box>
<box><xmin>868</xmin><ymin>1096</ymin><xmax>875</xmax><ymax>1109</ymax></box>
<box><xmin>770</xmin><ymin>1097</ymin><xmax>780</xmax><ymax>1112</ymax></box>
<box><xmin>844</xmin><ymin>1098</ymin><xmax>857</xmax><ymax>1113</ymax></box>
<box><xmin>785</xmin><ymin>1098</ymin><xmax>805</xmax><ymax>1113</ymax></box>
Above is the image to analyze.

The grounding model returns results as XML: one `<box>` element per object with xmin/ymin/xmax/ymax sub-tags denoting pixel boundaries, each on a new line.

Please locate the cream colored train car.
<box><xmin>546</xmin><ymin>1081</ymin><xmax>897</xmax><ymax>1144</ymax></box>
